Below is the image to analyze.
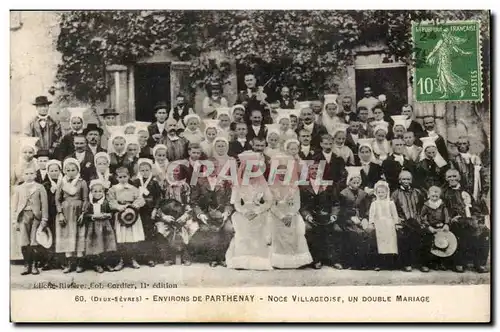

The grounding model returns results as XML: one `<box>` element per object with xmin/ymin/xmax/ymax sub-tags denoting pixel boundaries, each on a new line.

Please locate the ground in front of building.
<box><xmin>10</xmin><ymin>263</ymin><xmax>490</xmax><ymax>289</ymax></box>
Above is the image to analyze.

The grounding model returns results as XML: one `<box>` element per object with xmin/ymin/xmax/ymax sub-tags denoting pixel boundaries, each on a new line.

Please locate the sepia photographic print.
<box><xmin>9</xmin><ymin>9</ymin><xmax>491</xmax><ymax>322</ymax></box>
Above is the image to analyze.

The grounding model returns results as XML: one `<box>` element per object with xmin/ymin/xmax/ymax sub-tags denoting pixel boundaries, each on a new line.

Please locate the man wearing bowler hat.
<box><xmin>84</xmin><ymin>123</ymin><xmax>105</xmax><ymax>156</ymax></box>
<box><xmin>24</xmin><ymin>96</ymin><xmax>62</xmax><ymax>158</ymax></box>
<box><xmin>97</xmin><ymin>108</ymin><xmax>120</xmax><ymax>150</ymax></box>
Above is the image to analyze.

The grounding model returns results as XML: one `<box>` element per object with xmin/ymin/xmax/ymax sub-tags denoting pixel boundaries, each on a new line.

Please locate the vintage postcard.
<box><xmin>10</xmin><ymin>10</ymin><xmax>491</xmax><ymax>323</ymax></box>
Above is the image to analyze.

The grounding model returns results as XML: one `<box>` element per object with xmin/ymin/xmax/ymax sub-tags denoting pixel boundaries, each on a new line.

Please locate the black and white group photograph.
<box><xmin>9</xmin><ymin>10</ymin><xmax>491</xmax><ymax>293</ymax></box>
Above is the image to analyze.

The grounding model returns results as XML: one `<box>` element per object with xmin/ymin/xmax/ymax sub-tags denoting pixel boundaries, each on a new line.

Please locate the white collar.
<box><xmin>157</xmin><ymin>122</ymin><xmax>166</xmax><ymax>131</ymax></box>
<box><xmin>37</xmin><ymin>114</ymin><xmax>49</xmax><ymax>120</ymax></box>
<box><xmin>301</xmin><ymin>145</ymin><xmax>310</xmax><ymax>152</ymax></box>
<box><xmin>237</xmin><ymin>137</ymin><xmax>247</xmax><ymax>143</ymax></box>
<box><xmin>167</xmin><ymin>134</ymin><xmax>179</xmax><ymax>141</ymax></box>
<box><xmin>303</xmin><ymin>122</ymin><xmax>314</xmax><ymax>130</ymax></box>
<box><xmin>322</xmin><ymin>151</ymin><xmax>332</xmax><ymax>160</ymax></box>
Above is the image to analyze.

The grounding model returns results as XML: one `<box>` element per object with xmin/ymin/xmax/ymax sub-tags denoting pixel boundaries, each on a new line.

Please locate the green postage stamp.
<box><xmin>412</xmin><ymin>20</ymin><xmax>482</xmax><ymax>103</ymax></box>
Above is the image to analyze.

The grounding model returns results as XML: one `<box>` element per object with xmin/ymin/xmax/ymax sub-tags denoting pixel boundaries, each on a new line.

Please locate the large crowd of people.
<box><xmin>11</xmin><ymin>75</ymin><xmax>490</xmax><ymax>277</ymax></box>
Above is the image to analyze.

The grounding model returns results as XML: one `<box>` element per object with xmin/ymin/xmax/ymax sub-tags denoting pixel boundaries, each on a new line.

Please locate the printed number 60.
<box><xmin>417</xmin><ymin>77</ymin><xmax>434</xmax><ymax>95</ymax></box>
<box><xmin>75</xmin><ymin>295</ymin><xmax>85</xmax><ymax>302</ymax></box>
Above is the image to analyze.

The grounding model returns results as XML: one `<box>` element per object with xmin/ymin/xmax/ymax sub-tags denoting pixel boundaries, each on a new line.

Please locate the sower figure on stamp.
<box><xmin>299</xmin><ymin>162</ymin><xmax>343</xmax><ymax>270</ymax></box>
<box><xmin>449</xmin><ymin>136</ymin><xmax>490</xmax><ymax>215</ymax></box>
<box><xmin>11</xmin><ymin>167</ymin><xmax>49</xmax><ymax>275</ymax></box>
<box><xmin>338</xmin><ymin>167</ymin><xmax>373</xmax><ymax>270</ymax></box>
<box><xmin>442</xmin><ymin>169</ymin><xmax>490</xmax><ymax>273</ymax></box>
<box><xmin>390</xmin><ymin>170</ymin><xmax>427</xmax><ymax>272</ymax></box>
<box><xmin>24</xmin><ymin>96</ymin><xmax>62</xmax><ymax>158</ymax></box>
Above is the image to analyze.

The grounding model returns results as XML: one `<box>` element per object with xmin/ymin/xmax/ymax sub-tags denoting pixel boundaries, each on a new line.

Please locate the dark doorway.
<box><xmin>355</xmin><ymin>66</ymin><xmax>408</xmax><ymax>116</ymax></box>
<box><xmin>134</xmin><ymin>63</ymin><xmax>171</xmax><ymax>122</ymax></box>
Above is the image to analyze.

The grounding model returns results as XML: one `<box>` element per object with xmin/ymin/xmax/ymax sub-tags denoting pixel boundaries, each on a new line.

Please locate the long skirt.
<box><xmin>85</xmin><ymin>219</ymin><xmax>117</xmax><ymax>256</ymax></box>
<box><xmin>56</xmin><ymin>199</ymin><xmax>86</xmax><ymax>254</ymax></box>
<box><xmin>269</xmin><ymin>215</ymin><xmax>312</xmax><ymax>269</ymax></box>
<box><xmin>189</xmin><ymin>219</ymin><xmax>234</xmax><ymax>261</ymax></box>
<box><xmin>225</xmin><ymin>211</ymin><xmax>273</xmax><ymax>270</ymax></box>
<box><xmin>114</xmin><ymin>216</ymin><xmax>145</xmax><ymax>244</ymax></box>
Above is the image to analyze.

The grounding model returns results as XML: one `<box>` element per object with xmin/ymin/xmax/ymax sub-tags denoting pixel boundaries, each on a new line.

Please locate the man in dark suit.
<box><xmin>277</xmin><ymin>86</ymin><xmax>295</xmax><ymax>109</ymax></box>
<box><xmin>147</xmin><ymin>102</ymin><xmax>169</xmax><ymax>147</ymax></box>
<box><xmin>299</xmin><ymin>162</ymin><xmax>342</xmax><ymax>269</ymax></box>
<box><xmin>336</xmin><ymin>96</ymin><xmax>358</xmax><ymax>124</ymax></box>
<box><xmin>24</xmin><ymin>96</ymin><xmax>62</xmax><ymax>158</ymax></box>
<box><xmin>246</xmin><ymin>109</ymin><xmax>267</xmax><ymax>142</ymax></box>
<box><xmin>298</xmin><ymin>129</ymin><xmax>317</xmax><ymax>160</ymax></box>
<box><xmin>65</xmin><ymin>134</ymin><xmax>96</xmax><ymax>182</ymax></box>
<box><xmin>295</xmin><ymin>106</ymin><xmax>328</xmax><ymax>149</ymax></box>
<box><xmin>401</xmin><ymin>104</ymin><xmax>424</xmax><ymax>145</ymax></box>
<box><xmin>382</xmin><ymin>139</ymin><xmax>416</xmax><ymax>192</ymax></box>
<box><xmin>84</xmin><ymin>123</ymin><xmax>106</xmax><ymax>156</ymax></box>
<box><xmin>237</xmin><ymin>73</ymin><xmax>272</xmax><ymax>124</ymax></box>
<box><xmin>313</xmin><ymin>134</ymin><xmax>347</xmax><ymax>193</ymax></box>
<box><xmin>168</xmin><ymin>94</ymin><xmax>194</xmax><ymax>130</ymax></box>
<box><xmin>421</xmin><ymin>116</ymin><xmax>449</xmax><ymax>160</ymax></box>
<box><xmin>229</xmin><ymin>123</ymin><xmax>252</xmax><ymax>158</ymax></box>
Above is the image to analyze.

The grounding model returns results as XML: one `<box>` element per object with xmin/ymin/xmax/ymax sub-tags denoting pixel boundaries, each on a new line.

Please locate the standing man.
<box><xmin>277</xmin><ymin>86</ymin><xmax>295</xmax><ymax>109</ymax></box>
<box><xmin>357</xmin><ymin>86</ymin><xmax>380</xmax><ymax>117</ymax></box>
<box><xmin>84</xmin><ymin>123</ymin><xmax>105</xmax><ymax>156</ymax></box>
<box><xmin>237</xmin><ymin>73</ymin><xmax>271</xmax><ymax>123</ymax></box>
<box><xmin>24</xmin><ymin>96</ymin><xmax>62</xmax><ymax>158</ymax></box>
<box><xmin>382</xmin><ymin>139</ymin><xmax>416</xmax><ymax>192</ymax></box>
<box><xmin>421</xmin><ymin>116</ymin><xmax>449</xmax><ymax>160</ymax></box>
<box><xmin>169</xmin><ymin>94</ymin><xmax>194</xmax><ymax>130</ymax></box>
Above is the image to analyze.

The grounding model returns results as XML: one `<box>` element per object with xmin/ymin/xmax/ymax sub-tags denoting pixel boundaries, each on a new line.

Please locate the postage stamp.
<box><xmin>412</xmin><ymin>20</ymin><xmax>482</xmax><ymax>103</ymax></box>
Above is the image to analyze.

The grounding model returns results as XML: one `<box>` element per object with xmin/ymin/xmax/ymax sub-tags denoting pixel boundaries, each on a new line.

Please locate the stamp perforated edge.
<box><xmin>411</xmin><ymin>19</ymin><xmax>484</xmax><ymax>104</ymax></box>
